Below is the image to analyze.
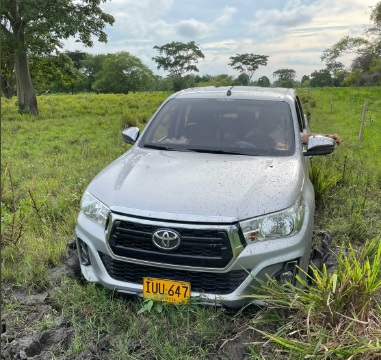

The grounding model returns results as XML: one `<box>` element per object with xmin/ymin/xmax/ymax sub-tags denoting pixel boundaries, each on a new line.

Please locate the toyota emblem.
<box><xmin>152</xmin><ymin>229</ymin><xmax>181</xmax><ymax>251</ymax></box>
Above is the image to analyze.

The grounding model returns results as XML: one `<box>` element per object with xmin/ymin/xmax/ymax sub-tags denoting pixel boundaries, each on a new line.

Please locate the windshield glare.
<box><xmin>139</xmin><ymin>98</ymin><xmax>295</xmax><ymax>156</ymax></box>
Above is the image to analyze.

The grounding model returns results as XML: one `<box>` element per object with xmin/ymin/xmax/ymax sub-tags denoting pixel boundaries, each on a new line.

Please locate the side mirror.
<box><xmin>122</xmin><ymin>127</ymin><xmax>140</xmax><ymax>145</ymax></box>
<box><xmin>303</xmin><ymin>136</ymin><xmax>335</xmax><ymax>156</ymax></box>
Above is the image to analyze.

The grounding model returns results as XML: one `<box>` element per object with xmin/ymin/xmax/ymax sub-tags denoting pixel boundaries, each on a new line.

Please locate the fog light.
<box><xmin>78</xmin><ymin>239</ymin><xmax>91</xmax><ymax>265</ymax></box>
<box><xmin>276</xmin><ymin>260</ymin><xmax>298</xmax><ymax>285</ymax></box>
<box><xmin>279</xmin><ymin>270</ymin><xmax>295</xmax><ymax>284</ymax></box>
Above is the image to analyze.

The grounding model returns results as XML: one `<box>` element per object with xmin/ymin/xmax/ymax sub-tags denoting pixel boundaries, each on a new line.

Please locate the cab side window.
<box><xmin>294</xmin><ymin>96</ymin><xmax>306</xmax><ymax>132</ymax></box>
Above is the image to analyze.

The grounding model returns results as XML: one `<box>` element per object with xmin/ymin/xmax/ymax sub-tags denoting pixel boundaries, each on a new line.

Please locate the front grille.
<box><xmin>100</xmin><ymin>253</ymin><xmax>248</xmax><ymax>295</ymax></box>
<box><xmin>108</xmin><ymin>221</ymin><xmax>233</xmax><ymax>268</ymax></box>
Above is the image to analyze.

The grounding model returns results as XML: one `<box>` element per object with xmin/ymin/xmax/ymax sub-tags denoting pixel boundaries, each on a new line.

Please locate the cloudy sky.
<box><xmin>63</xmin><ymin>0</ymin><xmax>377</xmax><ymax>81</ymax></box>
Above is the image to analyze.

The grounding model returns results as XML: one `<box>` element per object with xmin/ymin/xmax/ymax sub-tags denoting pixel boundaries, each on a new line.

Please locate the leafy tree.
<box><xmin>272</xmin><ymin>68</ymin><xmax>296</xmax><ymax>88</ymax></box>
<box><xmin>257</xmin><ymin>76</ymin><xmax>270</xmax><ymax>87</ymax></box>
<box><xmin>0</xmin><ymin>32</ymin><xmax>15</xmax><ymax>98</ymax></box>
<box><xmin>196</xmin><ymin>74</ymin><xmax>234</xmax><ymax>87</ymax></box>
<box><xmin>65</xmin><ymin>51</ymin><xmax>88</xmax><ymax>70</ymax></box>
<box><xmin>29</xmin><ymin>52</ymin><xmax>85</xmax><ymax>94</ymax></box>
<box><xmin>152</xmin><ymin>76</ymin><xmax>174</xmax><ymax>91</ymax></box>
<box><xmin>322</xmin><ymin>2</ymin><xmax>381</xmax><ymax>85</ymax></box>
<box><xmin>228</xmin><ymin>53</ymin><xmax>268</xmax><ymax>85</ymax></box>
<box><xmin>324</xmin><ymin>62</ymin><xmax>347</xmax><ymax>87</ymax></box>
<box><xmin>59</xmin><ymin>51</ymin><xmax>90</xmax><ymax>93</ymax></box>
<box><xmin>309</xmin><ymin>69</ymin><xmax>332</xmax><ymax>87</ymax></box>
<box><xmin>194</xmin><ymin>74</ymin><xmax>212</xmax><ymax>84</ymax></box>
<box><xmin>301</xmin><ymin>75</ymin><xmax>310</xmax><ymax>87</ymax></box>
<box><xmin>350</xmin><ymin>54</ymin><xmax>377</xmax><ymax>72</ymax></box>
<box><xmin>322</xmin><ymin>36</ymin><xmax>372</xmax><ymax>64</ymax></box>
<box><xmin>326</xmin><ymin>61</ymin><xmax>345</xmax><ymax>73</ymax></box>
<box><xmin>343</xmin><ymin>58</ymin><xmax>381</xmax><ymax>86</ymax></box>
<box><xmin>152</xmin><ymin>41</ymin><xmax>204</xmax><ymax>91</ymax></box>
<box><xmin>1</xmin><ymin>0</ymin><xmax>114</xmax><ymax>114</ymax></box>
<box><xmin>92</xmin><ymin>52</ymin><xmax>154</xmax><ymax>93</ymax></box>
<box><xmin>332</xmin><ymin>69</ymin><xmax>350</xmax><ymax>87</ymax></box>
<box><xmin>234</xmin><ymin>73</ymin><xmax>250</xmax><ymax>85</ymax></box>
<box><xmin>79</xmin><ymin>53</ymin><xmax>108</xmax><ymax>92</ymax></box>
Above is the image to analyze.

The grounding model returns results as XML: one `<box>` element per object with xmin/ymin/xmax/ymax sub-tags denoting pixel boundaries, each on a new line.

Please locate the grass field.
<box><xmin>1</xmin><ymin>87</ymin><xmax>381</xmax><ymax>359</ymax></box>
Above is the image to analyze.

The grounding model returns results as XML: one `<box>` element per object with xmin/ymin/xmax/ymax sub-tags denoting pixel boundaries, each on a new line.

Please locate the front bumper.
<box><xmin>75</xmin><ymin>205</ymin><xmax>313</xmax><ymax>308</ymax></box>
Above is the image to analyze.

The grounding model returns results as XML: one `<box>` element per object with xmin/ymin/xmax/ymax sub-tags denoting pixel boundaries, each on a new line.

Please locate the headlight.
<box><xmin>240</xmin><ymin>196</ymin><xmax>305</xmax><ymax>243</ymax></box>
<box><xmin>80</xmin><ymin>191</ymin><xmax>110</xmax><ymax>227</ymax></box>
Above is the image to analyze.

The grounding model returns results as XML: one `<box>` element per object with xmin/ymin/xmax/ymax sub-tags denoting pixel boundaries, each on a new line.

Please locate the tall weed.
<box><xmin>246</xmin><ymin>238</ymin><xmax>381</xmax><ymax>359</ymax></box>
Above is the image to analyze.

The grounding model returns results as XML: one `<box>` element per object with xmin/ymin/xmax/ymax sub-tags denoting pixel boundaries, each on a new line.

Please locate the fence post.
<box><xmin>358</xmin><ymin>101</ymin><xmax>368</xmax><ymax>141</ymax></box>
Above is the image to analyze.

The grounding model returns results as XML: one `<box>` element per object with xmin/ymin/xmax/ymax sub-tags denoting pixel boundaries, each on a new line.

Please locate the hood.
<box><xmin>87</xmin><ymin>148</ymin><xmax>304</xmax><ymax>223</ymax></box>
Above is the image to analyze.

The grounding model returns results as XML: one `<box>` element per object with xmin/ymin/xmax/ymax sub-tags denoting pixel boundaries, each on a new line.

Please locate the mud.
<box><xmin>1</xmin><ymin>244</ymin><xmax>78</xmax><ymax>359</ymax></box>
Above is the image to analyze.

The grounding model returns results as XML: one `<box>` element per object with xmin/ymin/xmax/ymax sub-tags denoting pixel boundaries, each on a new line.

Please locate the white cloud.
<box><xmin>213</xmin><ymin>6</ymin><xmax>237</xmax><ymax>28</ymax></box>
<box><xmin>161</xmin><ymin>5</ymin><xmax>237</xmax><ymax>40</ymax></box>
<box><xmin>62</xmin><ymin>0</ymin><xmax>376</xmax><ymax>81</ymax></box>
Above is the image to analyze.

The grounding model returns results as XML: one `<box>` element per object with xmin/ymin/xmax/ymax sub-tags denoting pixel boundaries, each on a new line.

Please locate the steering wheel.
<box><xmin>243</xmin><ymin>132</ymin><xmax>274</xmax><ymax>149</ymax></box>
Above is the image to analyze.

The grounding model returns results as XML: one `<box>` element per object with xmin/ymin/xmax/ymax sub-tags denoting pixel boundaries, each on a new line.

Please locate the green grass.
<box><xmin>1</xmin><ymin>92</ymin><xmax>170</xmax><ymax>287</ymax></box>
<box><xmin>299</xmin><ymin>87</ymin><xmax>381</xmax><ymax>245</ymax></box>
<box><xmin>245</xmin><ymin>238</ymin><xmax>381</xmax><ymax>359</ymax></box>
<box><xmin>1</xmin><ymin>88</ymin><xmax>381</xmax><ymax>359</ymax></box>
<box><xmin>52</xmin><ymin>280</ymin><xmax>233</xmax><ymax>359</ymax></box>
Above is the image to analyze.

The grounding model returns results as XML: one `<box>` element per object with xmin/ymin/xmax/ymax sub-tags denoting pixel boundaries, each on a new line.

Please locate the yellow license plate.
<box><xmin>143</xmin><ymin>277</ymin><xmax>191</xmax><ymax>303</ymax></box>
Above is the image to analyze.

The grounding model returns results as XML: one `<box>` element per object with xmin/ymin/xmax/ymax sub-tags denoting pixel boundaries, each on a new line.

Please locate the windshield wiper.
<box><xmin>187</xmin><ymin>148</ymin><xmax>252</xmax><ymax>155</ymax></box>
<box><xmin>143</xmin><ymin>144</ymin><xmax>175</xmax><ymax>150</ymax></box>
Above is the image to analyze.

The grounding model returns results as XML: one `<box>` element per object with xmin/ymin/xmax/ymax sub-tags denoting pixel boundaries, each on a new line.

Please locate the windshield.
<box><xmin>139</xmin><ymin>98</ymin><xmax>295</xmax><ymax>156</ymax></box>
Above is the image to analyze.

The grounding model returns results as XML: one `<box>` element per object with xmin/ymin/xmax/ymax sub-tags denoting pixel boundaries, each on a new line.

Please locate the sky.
<box><xmin>63</xmin><ymin>0</ymin><xmax>377</xmax><ymax>81</ymax></box>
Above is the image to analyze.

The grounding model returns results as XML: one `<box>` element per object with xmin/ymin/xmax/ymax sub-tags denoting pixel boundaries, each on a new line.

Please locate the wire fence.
<box><xmin>359</xmin><ymin>101</ymin><xmax>381</xmax><ymax>139</ymax></box>
<box><xmin>309</xmin><ymin>89</ymin><xmax>381</xmax><ymax>140</ymax></box>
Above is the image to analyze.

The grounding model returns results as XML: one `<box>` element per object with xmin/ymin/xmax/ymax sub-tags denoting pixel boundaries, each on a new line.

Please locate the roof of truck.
<box><xmin>171</xmin><ymin>86</ymin><xmax>297</xmax><ymax>102</ymax></box>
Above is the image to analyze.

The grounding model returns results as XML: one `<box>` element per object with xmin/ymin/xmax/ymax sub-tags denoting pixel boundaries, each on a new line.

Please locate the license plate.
<box><xmin>143</xmin><ymin>277</ymin><xmax>191</xmax><ymax>303</ymax></box>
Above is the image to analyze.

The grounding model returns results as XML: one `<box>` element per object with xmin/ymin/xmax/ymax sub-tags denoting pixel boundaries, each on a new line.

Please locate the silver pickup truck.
<box><xmin>75</xmin><ymin>86</ymin><xmax>335</xmax><ymax>308</ymax></box>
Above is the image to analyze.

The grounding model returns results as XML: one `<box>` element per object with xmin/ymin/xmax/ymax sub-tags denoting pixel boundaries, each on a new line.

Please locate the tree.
<box><xmin>228</xmin><ymin>53</ymin><xmax>268</xmax><ymax>85</ymax></box>
<box><xmin>234</xmin><ymin>73</ymin><xmax>250</xmax><ymax>85</ymax></box>
<box><xmin>1</xmin><ymin>32</ymin><xmax>15</xmax><ymax>98</ymax></box>
<box><xmin>309</xmin><ymin>69</ymin><xmax>332</xmax><ymax>87</ymax></box>
<box><xmin>332</xmin><ymin>69</ymin><xmax>350</xmax><ymax>87</ymax></box>
<box><xmin>322</xmin><ymin>36</ymin><xmax>372</xmax><ymax>65</ymax></box>
<box><xmin>153</xmin><ymin>76</ymin><xmax>174</xmax><ymax>91</ymax></box>
<box><xmin>152</xmin><ymin>41</ymin><xmax>204</xmax><ymax>91</ymax></box>
<box><xmin>196</xmin><ymin>74</ymin><xmax>234</xmax><ymax>87</ymax></box>
<box><xmin>323</xmin><ymin>61</ymin><xmax>347</xmax><ymax>87</ymax></box>
<box><xmin>195</xmin><ymin>74</ymin><xmax>212</xmax><ymax>84</ymax></box>
<box><xmin>79</xmin><ymin>53</ymin><xmax>108</xmax><ymax>92</ymax></box>
<box><xmin>301</xmin><ymin>75</ymin><xmax>310</xmax><ymax>86</ymax></box>
<box><xmin>92</xmin><ymin>52</ymin><xmax>154</xmax><ymax>93</ymax></box>
<box><xmin>1</xmin><ymin>0</ymin><xmax>114</xmax><ymax>114</ymax></box>
<box><xmin>28</xmin><ymin>52</ymin><xmax>85</xmax><ymax>94</ymax></box>
<box><xmin>321</xmin><ymin>2</ymin><xmax>381</xmax><ymax>85</ymax></box>
<box><xmin>272</xmin><ymin>68</ymin><xmax>296</xmax><ymax>88</ymax></box>
<box><xmin>257</xmin><ymin>76</ymin><xmax>270</xmax><ymax>87</ymax></box>
<box><xmin>65</xmin><ymin>51</ymin><xmax>88</xmax><ymax>70</ymax></box>
<box><xmin>326</xmin><ymin>61</ymin><xmax>345</xmax><ymax>73</ymax></box>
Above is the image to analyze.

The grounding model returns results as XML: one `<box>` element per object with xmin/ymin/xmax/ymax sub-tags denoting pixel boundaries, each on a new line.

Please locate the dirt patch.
<box><xmin>1</xmin><ymin>241</ymin><xmax>80</xmax><ymax>359</ymax></box>
<box><xmin>1</xmin><ymin>234</ymin><xmax>338</xmax><ymax>359</ymax></box>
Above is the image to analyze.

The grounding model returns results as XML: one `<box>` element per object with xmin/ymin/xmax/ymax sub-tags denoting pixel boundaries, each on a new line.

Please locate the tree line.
<box><xmin>1</xmin><ymin>0</ymin><xmax>380</xmax><ymax>115</ymax></box>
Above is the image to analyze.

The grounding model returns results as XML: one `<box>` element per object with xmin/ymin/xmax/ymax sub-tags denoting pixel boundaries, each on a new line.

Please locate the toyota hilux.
<box><xmin>75</xmin><ymin>86</ymin><xmax>336</xmax><ymax>308</ymax></box>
